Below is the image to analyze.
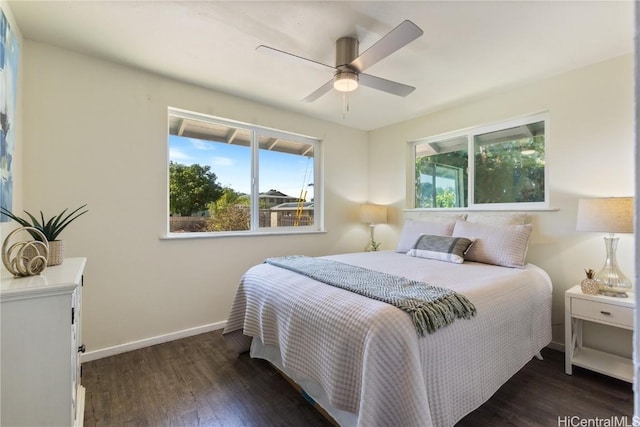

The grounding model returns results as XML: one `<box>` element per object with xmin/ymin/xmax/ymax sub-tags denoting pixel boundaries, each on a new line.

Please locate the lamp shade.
<box><xmin>576</xmin><ymin>197</ymin><xmax>633</xmax><ymax>233</ymax></box>
<box><xmin>360</xmin><ymin>204</ymin><xmax>387</xmax><ymax>224</ymax></box>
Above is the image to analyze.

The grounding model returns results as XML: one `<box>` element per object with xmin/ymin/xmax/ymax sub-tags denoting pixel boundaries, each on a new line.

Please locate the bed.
<box><xmin>223</xmin><ymin>218</ymin><xmax>552</xmax><ymax>427</ymax></box>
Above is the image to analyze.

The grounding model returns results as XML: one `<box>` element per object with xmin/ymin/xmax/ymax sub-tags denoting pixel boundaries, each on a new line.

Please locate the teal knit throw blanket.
<box><xmin>265</xmin><ymin>256</ymin><xmax>476</xmax><ymax>336</ymax></box>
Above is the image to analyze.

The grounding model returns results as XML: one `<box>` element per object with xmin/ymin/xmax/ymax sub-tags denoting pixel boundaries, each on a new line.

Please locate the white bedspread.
<box><xmin>223</xmin><ymin>251</ymin><xmax>552</xmax><ymax>427</ymax></box>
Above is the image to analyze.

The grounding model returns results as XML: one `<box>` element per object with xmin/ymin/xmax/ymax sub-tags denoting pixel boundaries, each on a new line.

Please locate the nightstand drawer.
<box><xmin>572</xmin><ymin>298</ymin><xmax>633</xmax><ymax>328</ymax></box>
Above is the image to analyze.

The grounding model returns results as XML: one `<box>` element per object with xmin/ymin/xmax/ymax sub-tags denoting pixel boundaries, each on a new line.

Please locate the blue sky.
<box><xmin>169</xmin><ymin>135</ymin><xmax>314</xmax><ymax>201</ymax></box>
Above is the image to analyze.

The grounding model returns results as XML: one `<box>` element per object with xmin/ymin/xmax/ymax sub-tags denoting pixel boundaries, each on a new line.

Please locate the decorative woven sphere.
<box><xmin>2</xmin><ymin>227</ymin><xmax>50</xmax><ymax>277</ymax></box>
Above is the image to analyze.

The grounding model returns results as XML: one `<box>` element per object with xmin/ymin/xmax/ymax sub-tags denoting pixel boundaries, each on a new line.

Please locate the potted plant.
<box><xmin>0</xmin><ymin>204</ymin><xmax>88</xmax><ymax>266</ymax></box>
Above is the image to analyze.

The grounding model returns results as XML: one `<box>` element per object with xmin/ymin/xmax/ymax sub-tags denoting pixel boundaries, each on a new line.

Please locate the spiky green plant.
<box><xmin>0</xmin><ymin>204</ymin><xmax>88</xmax><ymax>242</ymax></box>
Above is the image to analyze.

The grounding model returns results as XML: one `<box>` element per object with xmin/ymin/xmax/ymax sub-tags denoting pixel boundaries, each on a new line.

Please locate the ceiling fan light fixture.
<box><xmin>260</xmin><ymin>20</ymin><xmax>423</xmax><ymax>102</ymax></box>
<box><xmin>333</xmin><ymin>72</ymin><xmax>358</xmax><ymax>92</ymax></box>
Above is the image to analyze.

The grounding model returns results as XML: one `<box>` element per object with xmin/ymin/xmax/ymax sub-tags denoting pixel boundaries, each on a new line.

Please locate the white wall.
<box><xmin>21</xmin><ymin>40</ymin><xmax>370</xmax><ymax>354</ymax></box>
<box><xmin>368</xmin><ymin>54</ymin><xmax>635</xmax><ymax>355</ymax></box>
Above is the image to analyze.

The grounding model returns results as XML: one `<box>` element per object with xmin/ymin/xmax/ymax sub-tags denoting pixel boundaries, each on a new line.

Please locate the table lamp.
<box><xmin>576</xmin><ymin>197</ymin><xmax>634</xmax><ymax>297</ymax></box>
<box><xmin>360</xmin><ymin>204</ymin><xmax>387</xmax><ymax>252</ymax></box>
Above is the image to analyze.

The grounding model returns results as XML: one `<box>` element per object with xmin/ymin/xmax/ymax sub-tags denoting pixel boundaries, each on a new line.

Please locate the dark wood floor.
<box><xmin>83</xmin><ymin>330</ymin><xmax>633</xmax><ymax>426</ymax></box>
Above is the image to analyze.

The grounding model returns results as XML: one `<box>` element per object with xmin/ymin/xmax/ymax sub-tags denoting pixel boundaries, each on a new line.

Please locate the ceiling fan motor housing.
<box><xmin>336</xmin><ymin>37</ymin><xmax>359</xmax><ymax>69</ymax></box>
<box><xmin>333</xmin><ymin>37</ymin><xmax>360</xmax><ymax>92</ymax></box>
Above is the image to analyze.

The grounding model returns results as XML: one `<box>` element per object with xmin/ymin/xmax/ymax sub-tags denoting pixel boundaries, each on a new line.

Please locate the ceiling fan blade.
<box><xmin>359</xmin><ymin>73</ymin><xmax>415</xmax><ymax>97</ymax></box>
<box><xmin>301</xmin><ymin>79</ymin><xmax>335</xmax><ymax>103</ymax></box>
<box><xmin>349</xmin><ymin>20</ymin><xmax>423</xmax><ymax>72</ymax></box>
<box><xmin>256</xmin><ymin>45</ymin><xmax>335</xmax><ymax>72</ymax></box>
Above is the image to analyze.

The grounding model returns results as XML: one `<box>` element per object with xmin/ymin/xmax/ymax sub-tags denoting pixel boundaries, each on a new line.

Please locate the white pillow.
<box><xmin>396</xmin><ymin>219</ymin><xmax>456</xmax><ymax>253</ymax></box>
<box><xmin>466</xmin><ymin>212</ymin><xmax>527</xmax><ymax>226</ymax></box>
<box><xmin>452</xmin><ymin>220</ymin><xmax>532</xmax><ymax>268</ymax></box>
<box><xmin>407</xmin><ymin>234</ymin><xmax>474</xmax><ymax>264</ymax></box>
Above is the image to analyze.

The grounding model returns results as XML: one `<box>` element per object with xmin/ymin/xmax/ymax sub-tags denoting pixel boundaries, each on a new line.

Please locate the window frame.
<box><xmin>409</xmin><ymin>112</ymin><xmax>550</xmax><ymax>211</ymax></box>
<box><xmin>166</xmin><ymin>107</ymin><xmax>323</xmax><ymax>237</ymax></box>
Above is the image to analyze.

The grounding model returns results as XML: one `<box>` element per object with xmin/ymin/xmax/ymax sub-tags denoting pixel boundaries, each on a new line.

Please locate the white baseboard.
<box><xmin>547</xmin><ymin>340</ymin><xmax>564</xmax><ymax>352</ymax></box>
<box><xmin>81</xmin><ymin>323</ymin><xmax>565</xmax><ymax>363</ymax></box>
<box><xmin>80</xmin><ymin>321</ymin><xmax>227</xmax><ymax>363</ymax></box>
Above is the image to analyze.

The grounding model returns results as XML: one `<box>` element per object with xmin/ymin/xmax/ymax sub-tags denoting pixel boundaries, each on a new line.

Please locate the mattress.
<box><xmin>223</xmin><ymin>250</ymin><xmax>552</xmax><ymax>426</ymax></box>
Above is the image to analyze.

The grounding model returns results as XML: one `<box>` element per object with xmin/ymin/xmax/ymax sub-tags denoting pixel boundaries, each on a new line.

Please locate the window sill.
<box><xmin>160</xmin><ymin>229</ymin><xmax>327</xmax><ymax>240</ymax></box>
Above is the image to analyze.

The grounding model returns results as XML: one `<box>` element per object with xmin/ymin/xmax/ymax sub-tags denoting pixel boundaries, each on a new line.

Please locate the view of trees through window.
<box><xmin>474</xmin><ymin>124</ymin><xmax>545</xmax><ymax>204</ymax></box>
<box><xmin>416</xmin><ymin>149</ymin><xmax>468</xmax><ymax>208</ymax></box>
<box><xmin>414</xmin><ymin>116</ymin><xmax>547</xmax><ymax>208</ymax></box>
<box><xmin>169</xmin><ymin>159</ymin><xmax>252</xmax><ymax>232</ymax></box>
<box><xmin>168</xmin><ymin>110</ymin><xmax>318</xmax><ymax>234</ymax></box>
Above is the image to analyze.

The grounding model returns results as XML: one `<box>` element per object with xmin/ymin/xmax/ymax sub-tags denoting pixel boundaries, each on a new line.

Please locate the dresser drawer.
<box><xmin>572</xmin><ymin>298</ymin><xmax>633</xmax><ymax>328</ymax></box>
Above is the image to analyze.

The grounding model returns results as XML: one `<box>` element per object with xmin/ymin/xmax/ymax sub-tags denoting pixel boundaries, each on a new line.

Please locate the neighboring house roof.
<box><xmin>260</xmin><ymin>189</ymin><xmax>294</xmax><ymax>198</ymax></box>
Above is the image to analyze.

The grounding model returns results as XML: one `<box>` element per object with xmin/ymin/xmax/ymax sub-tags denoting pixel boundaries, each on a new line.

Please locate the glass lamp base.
<box><xmin>364</xmin><ymin>224</ymin><xmax>380</xmax><ymax>252</ymax></box>
<box><xmin>598</xmin><ymin>289</ymin><xmax>629</xmax><ymax>298</ymax></box>
<box><xmin>597</xmin><ymin>277</ymin><xmax>631</xmax><ymax>298</ymax></box>
<box><xmin>364</xmin><ymin>241</ymin><xmax>380</xmax><ymax>252</ymax></box>
<box><xmin>595</xmin><ymin>236</ymin><xmax>632</xmax><ymax>298</ymax></box>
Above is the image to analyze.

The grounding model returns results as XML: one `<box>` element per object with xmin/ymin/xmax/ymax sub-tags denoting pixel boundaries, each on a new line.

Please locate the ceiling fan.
<box><xmin>257</xmin><ymin>20</ymin><xmax>424</xmax><ymax>102</ymax></box>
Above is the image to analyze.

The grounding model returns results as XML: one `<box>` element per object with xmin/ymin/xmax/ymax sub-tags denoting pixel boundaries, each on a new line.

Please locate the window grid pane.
<box><xmin>415</xmin><ymin>142</ymin><xmax>468</xmax><ymax>208</ymax></box>
<box><xmin>473</xmin><ymin>122</ymin><xmax>545</xmax><ymax>205</ymax></box>
<box><xmin>258</xmin><ymin>140</ymin><xmax>314</xmax><ymax>229</ymax></box>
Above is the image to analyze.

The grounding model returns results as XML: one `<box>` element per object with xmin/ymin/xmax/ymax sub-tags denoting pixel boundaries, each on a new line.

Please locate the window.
<box><xmin>168</xmin><ymin>108</ymin><xmax>321</xmax><ymax>235</ymax></box>
<box><xmin>412</xmin><ymin>113</ymin><xmax>548</xmax><ymax>209</ymax></box>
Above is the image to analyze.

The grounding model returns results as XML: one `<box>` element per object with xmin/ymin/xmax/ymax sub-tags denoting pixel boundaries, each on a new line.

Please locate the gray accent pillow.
<box><xmin>407</xmin><ymin>234</ymin><xmax>474</xmax><ymax>264</ymax></box>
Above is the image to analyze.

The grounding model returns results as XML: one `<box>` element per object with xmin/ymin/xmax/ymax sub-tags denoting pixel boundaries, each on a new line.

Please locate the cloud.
<box><xmin>169</xmin><ymin>148</ymin><xmax>191</xmax><ymax>162</ymax></box>
<box><xmin>190</xmin><ymin>139</ymin><xmax>215</xmax><ymax>151</ymax></box>
<box><xmin>212</xmin><ymin>156</ymin><xmax>234</xmax><ymax>166</ymax></box>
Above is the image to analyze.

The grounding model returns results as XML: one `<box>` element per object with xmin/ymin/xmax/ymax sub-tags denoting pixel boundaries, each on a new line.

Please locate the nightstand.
<box><xmin>564</xmin><ymin>285</ymin><xmax>634</xmax><ymax>382</ymax></box>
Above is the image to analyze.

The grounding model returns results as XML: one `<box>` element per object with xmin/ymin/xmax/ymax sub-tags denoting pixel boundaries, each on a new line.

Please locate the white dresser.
<box><xmin>1</xmin><ymin>257</ymin><xmax>86</xmax><ymax>426</ymax></box>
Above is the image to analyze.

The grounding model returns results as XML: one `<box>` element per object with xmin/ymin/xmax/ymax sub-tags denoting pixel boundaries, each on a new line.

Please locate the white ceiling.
<box><xmin>7</xmin><ymin>1</ymin><xmax>635</xmax><ymax>131</ymax></box>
